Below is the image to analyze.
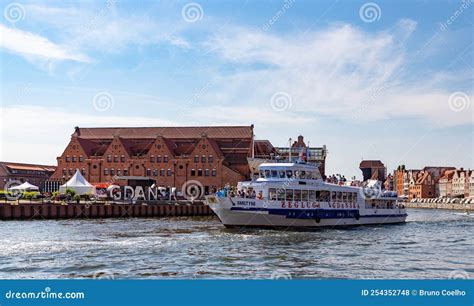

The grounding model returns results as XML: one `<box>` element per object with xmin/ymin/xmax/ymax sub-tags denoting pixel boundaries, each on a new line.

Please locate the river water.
<box><xmin>0</xmin><ymin>209</ymin><xmax>472</xmax><ymax>279</ymax></box>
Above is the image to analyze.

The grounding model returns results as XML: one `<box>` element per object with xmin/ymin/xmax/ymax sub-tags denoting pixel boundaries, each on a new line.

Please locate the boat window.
<box><xmin>347</xmin><ymin>193</ymin><xmax>352</xmax><ymax>202</ymax></box>
<box><xmin>286</xmin><ymin>170</ymin><xmax>293</xmax><ymax>178</ymax></box>
<box><xmin>286</xmin><ymin>189</ymin><xmax>293</xmax><ymax>201</ymax></box>
<box><xmin>294</xmin><ymin>170</ymin><xmax>300</xmax><ymax>178</ymax></box>
<box><xmin>301</xmin><ymin>190</ymin><xmax>308</xmax><ymax>201</ymax></box>
<box><xmin>269</xmin><ymin>188</ymin><xmax>277</xmax><ymax>201</ymax></box>
<box><xmin>277</xmin><ymin>189</ymin><xmax>286</xmax><ymax>201</ymax></box>
<box><xmin>279</xmin><ymin>170</ymin><xmax>286</xmax><ymax>178</ymax></box>
<box><xmin>271</xmin><ymin>170</ymin><xmax>278</xmax><ymax>178</ymax></box>
<box><xmin>306</xmin><ymin>172</ymin><xmax>313</xmax><ymax>179</ymax></box>
<box><xmin>331</xmin><ymin>192</ymin><xmax>337</xmax><ymax>202</ymax></box>
<box><xmin>320</xmin><ymin>191</ymin><xmax>330</xmax><ymax>202</ymax></box>
<box><xmin>259</xmin><ymin>170</ymin><xmax>265</xmax><ymax>178</ymax></box>
<box><xmin>300</xmin><ymin>171</ymin><xmax>306</xmax><ymax>178</ymax></box>
<box><xmin>337</xmin><ymin>192</ymin><xmax>342</xmax><ymax>201</ymax></box>
<box><xmin>309</xmin><ymin>190</ymin><xmax>316</xmax><ymax>201</ymax></box>
<box><xmin>342</xmin><ymin>192</ymin><xmax>347</xmax><ymax>202</ymax></box>
<box><xmin>353</xmin><ymin>193</ymin><xmax>358</xmax><ymax>203</ymax></box>
<box><xmin>294</xmin><ymin>190</ymin><xmax>301</xmax><ymax>201</ymax></box>
<box><xmin>265</xmin><ymin>170</ymin><xmax>271</xmax><ymax>178</ymax></box>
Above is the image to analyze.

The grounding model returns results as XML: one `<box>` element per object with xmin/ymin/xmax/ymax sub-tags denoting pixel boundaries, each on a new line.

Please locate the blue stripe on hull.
<box><xmin>230</xmin><ymin>207</ymin><xmax>407</xmax><ymax>219</ymax></box>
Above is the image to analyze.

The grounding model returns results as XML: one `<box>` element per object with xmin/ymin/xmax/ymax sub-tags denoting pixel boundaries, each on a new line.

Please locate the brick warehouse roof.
<box><xmin>73</xmin><ymin>126</ymin><xmax>254</xmax><ymax>139</ymax></box>
<box><xmin>359</xmin><ymin>160</ymin><xmax>385</xmax><ymax>168</ymax></box>
<box><xmin>0</xmin><ymin>161</ymin><xmax>56</xmax><ymax>172</ymax></box>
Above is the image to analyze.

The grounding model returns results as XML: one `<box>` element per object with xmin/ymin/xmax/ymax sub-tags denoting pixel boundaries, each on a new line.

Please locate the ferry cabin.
<box><xmin>237</xmin><ymin>163</ymin><xmax>398</xmax><ymax>210</ymax></box>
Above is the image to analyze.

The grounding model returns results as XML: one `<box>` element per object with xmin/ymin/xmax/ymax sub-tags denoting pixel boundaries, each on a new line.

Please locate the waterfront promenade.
<box><xmin>0</xmin><ymin>201</ymin><xmax>212</xmax><ymax>220</ymax></box>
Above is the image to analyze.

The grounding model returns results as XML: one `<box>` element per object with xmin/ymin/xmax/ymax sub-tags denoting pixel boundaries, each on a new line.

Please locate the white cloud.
<box><xmin>201</xmin><ymin>21</ymin><xmax>473</xmax><ymax>127</ymax></box>
<box><xmin>0</xmin><ymin>24</ymin><xmax>90</xmax><ymax>63</ymax></box>
<box><xmin>0</xmin><ymin>105</ymin><xmax>177</xmax><ymax>164</ymax></box>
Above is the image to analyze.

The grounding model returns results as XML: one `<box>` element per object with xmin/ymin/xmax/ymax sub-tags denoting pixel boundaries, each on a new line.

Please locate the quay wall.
<box><xmin>404</xmin><ymin>202</ymin><xmax>473</xmax><ymax>211</ymax></box>
<box><xmin>0</xmin><ymin>202</ymin><xmax>214</xmax><ymax>220</ymax></box>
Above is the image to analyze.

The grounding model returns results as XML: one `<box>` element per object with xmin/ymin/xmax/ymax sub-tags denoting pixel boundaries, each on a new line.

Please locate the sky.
<box><xmin>0</xmin><ymin>0</ymin><xmax>473</xmax><ymax>179</ymax></box>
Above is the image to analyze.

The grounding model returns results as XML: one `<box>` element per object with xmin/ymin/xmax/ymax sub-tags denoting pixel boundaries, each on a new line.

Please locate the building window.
<box><xmin>164</xmin><ymin>155</ymin><xmax>168</xmax><ymax>163</ymax></box>
<box><xmin>198</xmin><ymin>169</ymin><xmax>203</xmax><ymax>176</ymax></box>
<box><xmin>81</xmin><ymin>168</ymin><xmax>86</xmax><ymax>175</ymax></box>
<box><xmin>79</xmin><ymin>155</ymin><xmax>84</xmax><ymax>162</ymax></box>
<box><xmin>69</xmin><ymin>168</ymin><xmax>73</xmax><ymax>175</ymax></box>
<box><xmin>208</xmin><ymin>155</ymin><xmax>213</xmax><ymax>163</ymax></box>
<box><xmin>205</xmin><ymin>169</ymin><xmax>209</xmax><ymax>176</ymax></box>
<box><xmin>146</xmin><ymin>169</ymin><xmax>151</xmax><ymax>176</ymax></box>
<box><xmin>117</xmin><ymin>169</ymin><xmax>121</xmax><ymax>176</ymax></box>
<box><xmin>150</xmin><ymin>155</ymin><xmax>155</xmax><ymax>163</ymax></box>
<box><xmin>110</xmin><ymin>168</ymin><xmax>115</xmax><ymax>176</ymax></box>
<box><xmin>72</xmin><ymin>155</ymin><xmax>77</xmax><ymax>162</ymax></box>
<box><xmin>62</xmin><ymin>168</ymin><xmax>66</xmax><ymax>175</ymax></box>
<box><xmin>167</xmin><ymin>169</ymin><xmax>172</xmax><ymax>176</ymax></box>
<box><xmin>194</xmin><ymin>155</ymin><xmax>199</xmax><ymax>163</ymax></box>
<box><xmin>107</xmin><ymin>155</ymin><xmax>112</xmax><ymax>162</ymax></box>
<box><xmin>153</xmin><ymin>169</ymin><xmax>158</xmax><ymax>176</ymax></box>
<box><xmin>201</xmin><ymin>155</ymin><xmax>206</xmax><ymax>163</ymax></box>
<box><xmin>157</xmin><ymin>155</ymin><xmax>162</xmax><ymax>163</ymax></box>
<box><xmin>65</xmin><ymin>156</ymin><xmax>70</xmax><ymax>162</ymax></box>
<box><xmin>211</xmin><ymin>169</ymin><xmax>216</xmax><ymax>176</ymax></box>
<box><xmin>104</xmin><ymin>168</ymin><xmax>109</xmax><ymax>175</ymax></box>
<box><xmin>123</xmin><ymin>169</ymin><xmax>129</xmax><ymax>176</ymax></box>
<box><xmin>121</xmin><ymin>155</ymin><xmax>125</xmax><ymax>162</ymax></box>
<box><xmin>190</xmin><ymin>169</ymin><xmax>195</xmax><ymax>176</ymax></box>
<box><xmin>114</xmin><ymin>155</ymin><xmax>118</xmax><ymax>162</ymax></box>
<box><xmin>160</xmin><ymin>169</ymin><xmax>165</xmax><ymax>176</ymax></box>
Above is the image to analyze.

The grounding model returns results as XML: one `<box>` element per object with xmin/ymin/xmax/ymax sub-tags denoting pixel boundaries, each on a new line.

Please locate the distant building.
<box><xmin>408</xmin><ymin>171</ymin><xmax>435</xmax><ymax>199</ymax></box>
<box><xmin>452</xmin><ymin>169</ymin><xmax>471</xmax><ymax>198</ymax></box>
<box><xmin>393</xmin><ymin>165</ymin><xmax>407</xmax><ymax>196</ymax></box>
<box><xmin>275</xmin><ymin>135</ymin><xmax>327</xmax><ymax>177</ymax></box>
<box><xmin>0</xmin><ymin>161</ymin><xmax>56</xmax><ymax>191</ymax></box>
<box><xmin>384</xmin><ymin>174</ymin><xmax>394</xmax><ymax>191</ymax></box>
<box><xmin>439</xmin><ymin>170</ymin><xmax>456</xmax><ymax>198</ymax></box>
<box><xmin>359</xmin><ymin>160</ymin><xmax>386</xmax><ymax>182</ymax></box>
<box><xmin>469</xmin><ymin>171</ymin><xmax>474</xmax><ymax>198</ymax></box>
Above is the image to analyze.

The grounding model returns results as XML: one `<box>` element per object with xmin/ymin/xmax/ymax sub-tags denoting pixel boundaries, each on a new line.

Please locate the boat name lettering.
<box><xmin>236</xmin><ymin>200</ymin><xmax>256</xmax><ymax>207</ymax></box>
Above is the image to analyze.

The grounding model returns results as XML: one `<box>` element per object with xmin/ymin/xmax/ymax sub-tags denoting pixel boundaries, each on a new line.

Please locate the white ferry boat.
<box><xmin>205</xmin><ymin>162</ymin><xmax>407</xmax><ymax>229</ymax></box>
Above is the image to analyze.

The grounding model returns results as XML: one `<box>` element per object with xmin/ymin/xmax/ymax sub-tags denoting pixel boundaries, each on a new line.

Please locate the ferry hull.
<box><xmin>206</xmin><ymin>196</ymin><xmax>407</xmax><ymax>229</ymax></box>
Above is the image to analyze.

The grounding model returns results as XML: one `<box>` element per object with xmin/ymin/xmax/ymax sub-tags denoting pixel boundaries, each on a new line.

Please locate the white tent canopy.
<box><xmin>9</xmin><ymin>181</ymin><xmax>39</xmax><ymax>191</ymax></box>
<box><xmin>59</xmin><ymin>170</ymin><xmax>96</xmax><ymax>195</ymax></box>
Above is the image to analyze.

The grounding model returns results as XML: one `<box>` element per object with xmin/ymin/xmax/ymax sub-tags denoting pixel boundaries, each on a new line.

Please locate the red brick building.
<box><xmin>0</xmin><ymin>162</ymin><xmax>56</xmax><ymax>191</ymax></box>
<box><xmin>359</xmin><ymin>160</ymin><xmax>386</xmax><ymax>182</ymax></box>
<box><xmin>50</xmin><ymin>126</ymin><xmax>254</xmax><ymax>195</ymax></box>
